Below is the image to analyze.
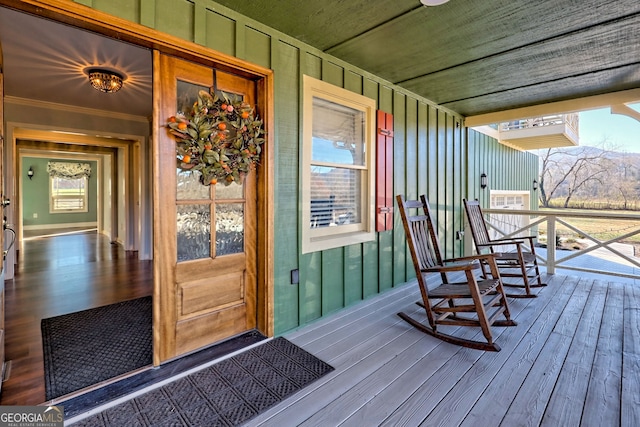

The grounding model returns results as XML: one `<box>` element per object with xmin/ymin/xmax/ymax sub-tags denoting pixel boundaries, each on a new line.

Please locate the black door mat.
<box><xmin>68</xmin><ymin>337</ymin><xmax>334</xmax><ymax>426</ymax></box>
<box><xmin>42</xmin><ymin>297</ymin><xmax>153</xmax><ymax>401</ymax></box>
<box><xmin>61</xmin><ymin>330</ymin><xmax>267</xmax><ymax>418</ymax></box>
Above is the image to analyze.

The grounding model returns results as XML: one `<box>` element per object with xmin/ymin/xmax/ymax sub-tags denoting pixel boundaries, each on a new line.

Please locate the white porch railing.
<box><xmin>474</xmin><ymin>209</ymin><xmax>640</xmax><ymax>280</ymax></box>
<box><xmin>499</xmin><ymin>113</ymin><xmax>579</xmax><ymax>134</ymax></box>
<box><xmin>496</xmin><ymin>113</ymin><xmax>580</xmax><ymax>151</ymax></box>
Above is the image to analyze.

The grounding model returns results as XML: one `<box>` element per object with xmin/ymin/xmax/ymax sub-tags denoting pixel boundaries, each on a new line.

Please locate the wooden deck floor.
<box><xmin>244</xmin><ymin>274</ymin><xmax>640</xmax><ymax>427</ymax></box>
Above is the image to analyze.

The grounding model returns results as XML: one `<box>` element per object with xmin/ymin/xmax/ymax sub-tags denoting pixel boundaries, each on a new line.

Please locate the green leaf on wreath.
<box><xmin>202</xmin><ymin>150</ymin><xmax>215</xmax><ymax>164</ymax></box>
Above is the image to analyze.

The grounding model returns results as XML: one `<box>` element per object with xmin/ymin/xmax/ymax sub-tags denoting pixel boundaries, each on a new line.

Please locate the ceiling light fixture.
<box><xmin>88</xmin><ymin>69</ymin><xmax>124</xmax><ymax>93</ymax></box>
<box><xmin>420</xmin><ymin>0</ymin><xmax>450</xmax><ymax>5</ymax></box>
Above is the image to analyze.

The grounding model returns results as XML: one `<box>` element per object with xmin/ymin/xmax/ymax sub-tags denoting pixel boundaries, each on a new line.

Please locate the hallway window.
<box><xmin>47</xmin><ymin>161</ymin><xmax>91</xmax><ymax>213</ymax></box>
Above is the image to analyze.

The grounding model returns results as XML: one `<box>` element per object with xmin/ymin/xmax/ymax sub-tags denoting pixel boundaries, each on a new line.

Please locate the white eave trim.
<box><xmin>464</xmin><ymin>88</ymin><xmax>640</xmax><ymax>127</ymax></box>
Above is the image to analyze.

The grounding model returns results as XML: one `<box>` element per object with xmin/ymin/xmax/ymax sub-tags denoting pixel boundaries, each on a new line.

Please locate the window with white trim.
<box><xmin>301</xmin><ymin>75</ymin><xmax>376</xmax><ymax>253</ymax></box>
<box><xmin>48</xmin><ymin>162</ymin><xmax>91</xmax><ymax>213</ymax></box>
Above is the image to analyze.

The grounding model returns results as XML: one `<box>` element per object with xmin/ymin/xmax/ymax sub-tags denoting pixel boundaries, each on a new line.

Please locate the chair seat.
<box><xmin>494</xmin><ymin>251</ymin><xmax>536</xmax><ymax>264</ymax></box>
<box><xmin>430</xmin><ymin>279</ymin><xmax>500</xmax><ymax>298</ymax></box>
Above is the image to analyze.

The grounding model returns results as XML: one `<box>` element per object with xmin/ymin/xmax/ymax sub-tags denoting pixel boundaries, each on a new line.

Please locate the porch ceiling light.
<box><xmin>420</xmin><ymin>0</ymin><xmax>450</xmax><ymax>6</ymax></box>
<box><xmin>88</xmin><ymin>69</ymin><xmax>124</xmax><ymax>93</ymax></box>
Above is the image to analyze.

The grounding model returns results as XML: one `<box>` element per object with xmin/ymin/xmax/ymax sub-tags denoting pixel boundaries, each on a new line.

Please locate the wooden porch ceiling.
<box><xmin>213</xmin><ymin>0</ymin><xmax>640</xmax><ymax>120</ymax></box>
<box><xmin>244</xmin><ymin>273</ymin><xmax>640</xmax><ymax>426</ymax></box>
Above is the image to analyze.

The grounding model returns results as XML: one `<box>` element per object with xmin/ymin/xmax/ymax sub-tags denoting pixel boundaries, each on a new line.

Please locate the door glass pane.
<box><xmin>176</xmin><ymin>79</ymin><xmax>212</xmax><ymax>262</ymax></box>
<box><xmin>177</xmin><ymin>80</ymin><xmax>207</xmax><ymax>115</ymax></box>
<box><xmin>215</xmin><ymin>181</ymin><xmax>244</xmax><ymax>200</ymax></box>
<box><xmin>177</xmin><ymin>169</ymin><xmax>210</xmax><ymax>200</ymax></box>
<box><xmin>216</xmin><ymin>203</ymin><xmax>244</xmax><ymax>255</ymax></box>
<box><xmin>177</xmin><ymin>204</ymin><xmax>211</xmax><ymax>261</ymax></box>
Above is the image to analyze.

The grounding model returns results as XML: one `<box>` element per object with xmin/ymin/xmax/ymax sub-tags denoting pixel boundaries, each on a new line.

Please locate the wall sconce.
<box><xmin>533</xmin><ymin>179</ymin><xmax>538</xmax><ymax>191</ymax></box>
<box><xmin>480</xmin><ymin>173</ymin><xmax>488</xmax><ymax>189</ymax></box>
<box><xmin>27</xmin><ymin>166</ymin><xmax>34</xmax><ymax>180</ymax></box>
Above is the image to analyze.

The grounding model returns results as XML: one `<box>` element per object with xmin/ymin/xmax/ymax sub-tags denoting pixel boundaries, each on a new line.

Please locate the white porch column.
<box><xmin>546</xmin><ymin>215</ymin><xmax>556</xmax><ymax>274</ymax></box>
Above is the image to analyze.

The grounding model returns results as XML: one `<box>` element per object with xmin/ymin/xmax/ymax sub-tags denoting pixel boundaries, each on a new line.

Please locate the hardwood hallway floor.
<box><xmin>0</xmin><ymin>230</ymin><xmax>153</xmax><ymax>405</ymax></box>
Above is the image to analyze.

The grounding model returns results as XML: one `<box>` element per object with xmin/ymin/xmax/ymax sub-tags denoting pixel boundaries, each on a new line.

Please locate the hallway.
<box><xmin>1</xmin><ymin>230</ymin><xmax>152</xmax><ymax>405</ymax></box>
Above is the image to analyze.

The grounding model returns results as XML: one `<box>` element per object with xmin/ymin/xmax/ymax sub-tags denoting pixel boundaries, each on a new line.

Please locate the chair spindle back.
<box><xmin>464</xmin><ymin>199</ymin><xmax>492</xmax><ymax>248</ymax></box>
<box><xmin>397</xmin><ymin>195</ymin><xmax>443</xmax><ymax>271</ymax></box>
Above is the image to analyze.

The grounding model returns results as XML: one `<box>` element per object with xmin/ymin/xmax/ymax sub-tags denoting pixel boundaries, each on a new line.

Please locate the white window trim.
<box><xmin>49</xmin><ymin>175</ymin><xmax>89</xmax><ymax>213</ymax></box>
<box><xmin>301</xmin><ymin>75</ymin><xmax>377</xmax><ymax>254</ymax></box>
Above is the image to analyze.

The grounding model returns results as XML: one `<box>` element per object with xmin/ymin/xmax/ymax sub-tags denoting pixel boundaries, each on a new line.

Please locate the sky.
<box><xmin>578</xmin><ymin>103</ymin><xmax>640</xmax><ymax>153</ymax></box>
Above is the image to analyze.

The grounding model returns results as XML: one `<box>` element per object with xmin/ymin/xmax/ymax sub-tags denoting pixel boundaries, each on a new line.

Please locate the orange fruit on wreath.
<box><xmin>218</xmin><ymin>123</ymin><xmax>227</xmax><ymax>131</ymax></box>
<box><xmin>241</xmin><ymin>111</ymin><xmax>249</xmax><ymax>119</ymax></box>
<box><xmin>177</xmin><ymin>122</ymin><xmax>187</xmax><ymax>130</ymax></box>
<box><xmin>182</xmin><ymin>155</ymin><xmax>191</xmax><ymax>163</ymax></box>
<box><xmin>210</xmin><ymin>178</ymin><xmax>218</xmax><ymax>185</ymax></box>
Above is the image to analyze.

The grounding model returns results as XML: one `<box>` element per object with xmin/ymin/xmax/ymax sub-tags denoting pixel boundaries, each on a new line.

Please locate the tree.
<box><xmin>537</xmin><ymin>144</ymin><xmax>615</xmax><ymax>208</ymax></box>
<box><xmin>610</xmin><ymin>156</ymin><xmax>640</xmax><ymax>209</ymax></box>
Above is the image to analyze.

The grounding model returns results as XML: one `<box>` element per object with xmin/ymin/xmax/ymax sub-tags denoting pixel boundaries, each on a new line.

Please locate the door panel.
<box><xmin>154</xmin><ymin>53</ymin><xmax>257</xmax><ymax>363</ymax></box>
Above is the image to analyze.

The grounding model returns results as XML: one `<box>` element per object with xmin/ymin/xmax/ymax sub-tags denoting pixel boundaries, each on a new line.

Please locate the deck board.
<box><xmin>541</xmin><ymin>279</ymin><xmax>607</xmax><ymax>426</ymax></box>
<box><xmin>421</xmin><ymin>275</ymin><xmax>568</xmax><ymax>427</ymax></box>
<box><xmin>582</xmin><ymin>281</ymin><xmax>624</xmax><ymax>426</ymax></box>
<box><xmin>500</xmin><ymin>278</ymin><xmax>593</xmax><ymax>426</ymax></box>
<box><xmin>240</xmin><ymin>282</ymin><xmax>426</xmax><ymax>425</ymax></box>
<box><xmin>622</xmin><ymin>283</ymin><xmax>640</xmax><ymax>427</ymax></box>
<box><xmin>305</xmin><ymin>291</ymin><xmax>423</xmax><ymax>358</ymax></box>
<box><xmin>287</xmin><ymin>283</ymin><xmax>419</xmax><ymax>347</ymax></box>
<box><xmin>244</xmin><ymin>273</ymin><xmax>639</xmax><ymax>427</ymax></box>
<box><xmin>376</xmin><ymin>288</ymin><xmax>538</xmax><ymax>427</ymax></box>
<box><xmin>459</xmin><ymin>275</ymin><xmax>576</xmax><ymax>427</ymax></box>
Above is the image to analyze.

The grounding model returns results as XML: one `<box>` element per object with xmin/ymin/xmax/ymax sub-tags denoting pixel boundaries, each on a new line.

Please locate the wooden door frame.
<box><xmin>2</xmin><ymin>0</ymin><xmax>275</xmax><ymax>353</ymax></box>
<box><xmin>0</xmin><ymin>24</ymin><xmax>6</xmax><ymax>392</ymax></box>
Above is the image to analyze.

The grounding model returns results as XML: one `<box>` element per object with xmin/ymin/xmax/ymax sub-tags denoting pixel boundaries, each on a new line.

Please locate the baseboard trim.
<box><xmin>23</xmin><ymin>222</ymin><xmax>98</xmax><ymax>231</ymax></box>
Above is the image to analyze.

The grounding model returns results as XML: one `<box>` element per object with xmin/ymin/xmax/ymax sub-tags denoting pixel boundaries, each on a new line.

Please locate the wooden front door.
<box><xmin>154</xmin><ymin>53</ymin><xmax>258</xmax><ymax>363</ymax></box>
<box><xmin>0</xmin><ymin>37</ymin><xmax>6</xmax><ymax>385</ymax></box>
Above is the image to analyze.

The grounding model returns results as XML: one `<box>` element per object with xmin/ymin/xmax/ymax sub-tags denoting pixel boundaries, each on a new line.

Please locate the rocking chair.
<box><xmin>397</xmin><ymin>195</ymin><xmax>516</xmax><ymax>352</ymax></box>
<box><xmin>463</xmin><ymin>199</ymin><xmax>545</xmax><ymax>298</ymax></box>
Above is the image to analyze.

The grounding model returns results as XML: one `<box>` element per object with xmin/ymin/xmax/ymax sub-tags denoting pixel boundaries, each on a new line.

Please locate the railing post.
<box><xmin>547</xmin><ymin>215</ymin><xmax>556</xmax><ymax>274</ymax></box>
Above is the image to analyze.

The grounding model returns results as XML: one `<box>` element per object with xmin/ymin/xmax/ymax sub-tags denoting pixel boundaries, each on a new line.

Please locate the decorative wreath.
<box><xmin>167</xmin><ymin>90</ymin><xmax>265</xmax><ymax>186</ymax></box>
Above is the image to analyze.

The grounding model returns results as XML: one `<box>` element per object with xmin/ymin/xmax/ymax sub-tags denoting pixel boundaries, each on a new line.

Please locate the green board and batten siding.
<box><xmin>467</xmin><ymin>130</ymin><xmax>540</xmax><ymax>210</ymax></box>
<box><xmin>78</xmin><ymin>0</ymin><xmax>539</xmax><ymax>334</ymax></box>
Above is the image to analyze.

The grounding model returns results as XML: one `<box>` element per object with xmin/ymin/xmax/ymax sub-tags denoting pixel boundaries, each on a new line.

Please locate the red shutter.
<box><xmin>376</xmin><ymin>110</ymin><xmax>393</xmax><ymax>231</ymax></box>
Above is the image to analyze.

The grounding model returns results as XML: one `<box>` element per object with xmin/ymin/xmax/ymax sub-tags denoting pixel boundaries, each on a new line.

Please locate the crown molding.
<box><xmin>4</xmin><ymin>95</ymin><xmax>150</xmax><ymax>123</ymax></box>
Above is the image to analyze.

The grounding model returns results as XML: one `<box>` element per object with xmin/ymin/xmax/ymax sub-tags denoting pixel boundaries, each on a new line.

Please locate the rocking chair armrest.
<box><xmin>477</xmin><ymin>238</ymin><xmax>524</xmax><ymax>248</ymax></box>
<box><xmin>488</xmin><ymin>235</ymin><xmax>536</xmax><ymax>245</ymax></box>
<box><xmin>424</xmin><ymin>259</ymin><xmax>481</xmax><ymax>273</ymax></box>
<box><xmin>442</xmin><ymin>254</ymin><xmax>496</xmax><ymax>264</ymax></box>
